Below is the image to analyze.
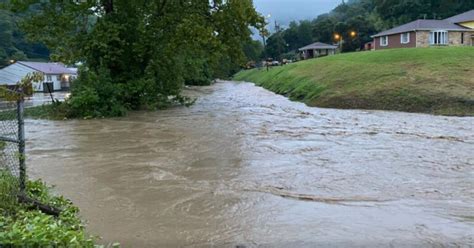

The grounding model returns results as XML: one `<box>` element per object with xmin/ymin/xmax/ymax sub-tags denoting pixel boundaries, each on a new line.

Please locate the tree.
<box><xmin>312</xmin><ymin>14</ymin><xmax>336</xmax><ymax>44</ymax></box>
<box><xmin>297</xmin><ymin>21</ymin><xmax>313</xmax><ymax>48</ymax></box>
<box><xmin>0</xmin><ymin>8</ymin><xmax>49</xmax><ymax>68</ymax></box>
<box><xmin>283</xmin><ymin>21</ymin><xmax>299</xmax><ymax>51</ymax></box>
<box><xmin>373</xmin><ymin>0</ymin><xmax>474</xmax><ymax>27</ymax></box>
<box><xmin>265</xmin><ymin>32</ymin><xmax>287</xmax><ymax>60</ymax></box>
<box><xmin>243</xmin><ymin>40</ymin><xmax>264</xmax><ymax>62</ymax></box>
<box><xmin>3</xmin><ymin>0</ymin><xmax>264</xmax><ymax>116</ymax></box>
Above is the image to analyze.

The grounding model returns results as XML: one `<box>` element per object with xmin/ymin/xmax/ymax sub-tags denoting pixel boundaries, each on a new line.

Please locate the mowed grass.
<box><xmin>234</xmin><ymin>47</ymin><xmax>474</xmax><ymax>116</ymax></box>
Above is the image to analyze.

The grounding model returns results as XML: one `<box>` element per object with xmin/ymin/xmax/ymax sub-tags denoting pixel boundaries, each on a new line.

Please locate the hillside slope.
<box><xmin>234</xmin><ymin>47</ymin><xmax>474</xmax><ymax>116</ymax></box>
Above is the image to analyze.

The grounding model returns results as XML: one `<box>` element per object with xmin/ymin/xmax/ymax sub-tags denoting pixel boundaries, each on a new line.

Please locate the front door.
<box><xmin>43</xmin><ymin>82</ymin><xmax>54</xmax><ymax>93</ymax></box>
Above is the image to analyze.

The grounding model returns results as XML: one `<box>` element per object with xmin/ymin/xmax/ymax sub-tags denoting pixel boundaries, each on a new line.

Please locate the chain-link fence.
<box><xmin>0</xmin><ymin>97</ymin><xmax>26</xmax><ymax>192</ymax></box>
<box><xmin>1</xmin><ymin>89</ymin><xmax>60</xmax><ymax>215</ymax></box>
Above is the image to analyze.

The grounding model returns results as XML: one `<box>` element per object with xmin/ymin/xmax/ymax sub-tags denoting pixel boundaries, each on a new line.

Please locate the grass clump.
<box><xmin>24</xmin><ymin>102</ymin><xmax>71</xmax><ymax>120</ymax></box>
<box><xmin>234</xmin><ymin>47</ymin><xmax>474</xmax><ymax>116</ymax></box>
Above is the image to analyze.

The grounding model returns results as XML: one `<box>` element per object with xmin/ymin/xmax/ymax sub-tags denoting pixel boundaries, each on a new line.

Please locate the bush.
<box><xmin>67</xmin><ymin>67</ymin><xmax>127</xmax><ymax>118</ymax></box>
<box><xmin>25</xmin><ymin>63</ymin><xmax>198</xmax><ymax>119</ymax></box>
<box><xmin>0</xmin><ymin>171</ymin><xmax>19</xmax><ymax>215</ymax></box>
<box><xmin>0</xmin><ymin>173</ymin><xmax>107</xmax><ymax>247</ymax></box>
<box><xmin>24</xmin><ymin>102</ymin><xmax>70</xmax><ymax>120</ymax></box>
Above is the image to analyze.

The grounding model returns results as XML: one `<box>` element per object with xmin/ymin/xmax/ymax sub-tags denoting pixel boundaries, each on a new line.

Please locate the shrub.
<box><xmin>24</xmin><ymin>102</ymin><xmax>70</xmax><ymax>120</ymax></box>
<box><xmin>0</xmin><ymin>174</ymin><xmax>105</xmax><ymax>247</ymax></box>
<box><xmin>67</xmin><ymin>67</ymin><xmax>127</xmax><ymax>118</ymax></box>
<box><xmin>0</xmin><ymin>170</ymin><xmax>19</xmax><ymax>215</ymax></box>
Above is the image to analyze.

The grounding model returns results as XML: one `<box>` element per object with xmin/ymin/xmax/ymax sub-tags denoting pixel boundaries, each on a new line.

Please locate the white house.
<box><xmin>298</xmin><ymin>42</ymin><xmax>338</xmax><ymax>59</ymax></box>
<box><xmin>0</xmin><ymin>61</ymin><xmax>77</xmax><ymax>92</ymax></box>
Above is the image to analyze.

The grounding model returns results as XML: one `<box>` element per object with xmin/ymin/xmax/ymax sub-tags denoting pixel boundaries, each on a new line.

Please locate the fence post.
<box><xmin>17</xmin><ymin>98</ymin><xmax>26</xmax><ymax>192</ymax></box>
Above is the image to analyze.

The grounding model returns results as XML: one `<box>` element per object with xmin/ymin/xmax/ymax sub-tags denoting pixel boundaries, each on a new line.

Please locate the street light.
<box><xmin>350</xmin><ymin>31</ymin><xmax>357</xmax><ymax>38</ymax></box>
<box><xmin>334</xmin><ymin>33</ymin><xmax>342</xmax><ymax>52</ymax></box>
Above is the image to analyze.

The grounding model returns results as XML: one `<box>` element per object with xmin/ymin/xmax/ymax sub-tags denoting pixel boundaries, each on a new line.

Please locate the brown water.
<box><xmin>27</xmin><ymin>81</ymin><xmax>474</xmax><ymax>247</ymax></box>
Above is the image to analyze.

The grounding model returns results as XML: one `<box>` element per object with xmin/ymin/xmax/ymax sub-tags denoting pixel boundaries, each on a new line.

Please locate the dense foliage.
<box><xmin>2</xmin><ymin>0</ymin><xmax>264</xmax><ymax>117</ymax></box>
<box><xmin>264</xmin><ymin>0</ymin><xmax>474</xmax><ymax>59</ymax></box>
<box><xmin>0</xmin><ymin>8</ymin><xmax>49</xmax><ymax>68</ymax></box>
<box><xmin>243</xmin><ymin>39</ymin><xmax>264</xmax><ymax>62</ymax></box>
<box><xmin>0</xmin><ymin>171</ymin><xmax>103</xmax><ymax>247</ymax></box>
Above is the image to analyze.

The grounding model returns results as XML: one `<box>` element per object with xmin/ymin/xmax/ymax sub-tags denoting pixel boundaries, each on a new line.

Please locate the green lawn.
<box><xmin>234</xmin><ymin>47</ymin><xmax>474</xmax><ymax>116</ymax></box>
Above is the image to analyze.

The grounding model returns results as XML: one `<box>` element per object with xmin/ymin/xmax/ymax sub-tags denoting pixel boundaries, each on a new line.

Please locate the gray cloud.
<box><xmin>254</xmin><ymin>0</ymin><xmax>341</xmax><ymax>28</ymax></box>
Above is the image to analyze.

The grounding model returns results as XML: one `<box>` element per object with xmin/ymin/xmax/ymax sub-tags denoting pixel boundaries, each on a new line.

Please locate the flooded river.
<box><xmin>27</xmin><ymin>81</ymin><xmax>473</xmax><ymax>247</ymax></box>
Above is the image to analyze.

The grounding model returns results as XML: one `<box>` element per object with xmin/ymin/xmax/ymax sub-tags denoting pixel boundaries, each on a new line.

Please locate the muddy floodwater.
<box><xmin>27</xmin><ymin>81</ymin><xmax>473</xmax><ymax>247</ymax></box>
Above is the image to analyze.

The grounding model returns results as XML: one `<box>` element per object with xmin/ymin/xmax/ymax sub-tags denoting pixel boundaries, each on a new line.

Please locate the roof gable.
<box><xmin>0</xmin><ymin>63</ymin><xmax>36</xmax><ymax>85</ymax></box>
<box><xmin>17</xmin><ymin>61</ymin><xmax>74</xmax><ymax>74</ymax></box>
<box><xmin>299</xmin><ymin>42</ymin><xmax>338</xmax><ymax>51</ymax></box>
<box><xmin>372</xmin><ymin>19</ymin><xmax>469</xmax><ymax>37</ymax></box>
<box><xmin>445</xmin><ymin>9</ymin><xmax>474</xmax><ymax>24</ymax></box>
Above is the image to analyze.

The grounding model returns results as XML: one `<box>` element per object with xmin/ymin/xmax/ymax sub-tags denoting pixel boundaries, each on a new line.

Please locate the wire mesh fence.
<box><xmin>0</xmin><ymin>97</ymin><xmax>26</xmax><ymax>192</ymax></box>
<box><xmin>1</xmin><ymin>86</ymin><xmax>61</xmax><ymax>215</ymax></box>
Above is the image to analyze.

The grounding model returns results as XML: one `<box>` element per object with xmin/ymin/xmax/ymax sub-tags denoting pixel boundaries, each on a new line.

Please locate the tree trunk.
<box><xmin>17</xmin><ymin>194</ymin><xmax>62</xmax><ymax>217</ymax></box>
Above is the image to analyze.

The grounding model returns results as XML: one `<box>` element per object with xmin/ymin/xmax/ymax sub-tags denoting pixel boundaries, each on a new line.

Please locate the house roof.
<box><xmin>299</xmin><ymin>42</ymin><xmax>338</xmax><ymax>51</ymax></box>
<box><xmin>17</xmin><ymin>61</ymin><xmax>75</xmax><ymax>74</ymax></box>
<box><xmin>0</xmin><ymin>63</ymin><xmax>37</xmax><ymax>85</ymax></box>
<box><xmin>371</xmin><ymin>19</ymin><xmax>470</xmax><ymax>37</ymax></box>
<box><xmin>0</xmin><ymin>74</ymin><xmax>14</xmax><ymax>85</ymax></box>
<box><xmin>445</xmin><ymin>9</ymin><xmax>474</xmax><ymax>24</ymax></box>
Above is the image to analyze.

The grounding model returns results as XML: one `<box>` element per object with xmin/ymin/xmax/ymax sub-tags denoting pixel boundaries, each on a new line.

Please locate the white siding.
<box><xmin>33</xmin><ymin>81</ymin><xmax>43</xmax><ymax>92</ymax></box>
<box><xmin>0</xmin><ymin>64</ymin><xmax>67</xmax><ymax>92</ymax></box>
<box><xmin>44</xmin><ymin>74</ymin><xmax>62</xmax><ymax>91</ymax></box>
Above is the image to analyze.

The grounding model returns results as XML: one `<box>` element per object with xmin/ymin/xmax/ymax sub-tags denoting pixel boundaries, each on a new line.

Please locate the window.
<box><xmin>461</xmin><ymin>32</ymin><xmax>464</xmax><ymax>44</ymax></box>
<box><xmin>430</xmin><ymin>31</ymin><xmax>448</xmax><ymax>45</ymax></box>
<box><xmin>401</xmin><ymin>32</ymin><xmax>410</xmax><ymax>44</ymax></box>
<box><xmin>56</xmin><ymin>75</ymin><xmax>61</xmax><ymax>81</ymax></box>
<box><xmin>46</xmin><ymin>75</ymin><xmax>52</xmax><ymax>81</ymax></box>
<box><xmin>380</xmin><ymin>36</ymin><xmax>388</xmax><ymax>46</ymax></box>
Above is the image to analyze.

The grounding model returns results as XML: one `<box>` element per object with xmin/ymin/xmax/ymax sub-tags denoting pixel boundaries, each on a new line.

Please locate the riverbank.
<box><xmin>0</xmin><ymin>171</ymin><xmax>101</xmax><ymax>246</ymax></box>
<box><xmin>234</xmin><ymin>47</ymin><xmax>474</xmax><ymax>116</ymax></box>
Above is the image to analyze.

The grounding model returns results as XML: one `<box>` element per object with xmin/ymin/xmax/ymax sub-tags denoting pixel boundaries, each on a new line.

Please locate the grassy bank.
<box><xmin>0</xmin><ymin>103</ymin><xmax>70</xmax><ymax>121</ymax></box>
<box><xmin>234</xmin><ymin>47</ymin><xmax>474</xmax><ymax>116</ymax></box>
<box><xmin>0</xmin><ymin>171</ymin><xmax>104</xmax><ymax>247</ymax></box>
<box><xmin>25</xmin><ymin>103</ymin><xmax>70</xmax><ymax>120</ymax></box>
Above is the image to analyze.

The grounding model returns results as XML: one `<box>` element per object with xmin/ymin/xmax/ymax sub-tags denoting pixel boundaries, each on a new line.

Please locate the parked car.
<box><xmin>245</xmin><ymin>61</ymin><xmax>256</xmax><ymax>69</ymax></box>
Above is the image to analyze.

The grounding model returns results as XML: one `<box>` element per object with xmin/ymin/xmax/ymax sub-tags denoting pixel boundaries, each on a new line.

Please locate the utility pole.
<box><xmin>275</xmin><ymin>20</ymin><xmax>282</xmax><ymax>33</ymax></box>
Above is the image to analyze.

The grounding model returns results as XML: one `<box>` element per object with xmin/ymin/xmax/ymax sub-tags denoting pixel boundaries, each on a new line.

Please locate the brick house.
<box><xmin>372</xmin><ymin>10</ymin><xmax>474</xmax><ymax>50</ymax></box>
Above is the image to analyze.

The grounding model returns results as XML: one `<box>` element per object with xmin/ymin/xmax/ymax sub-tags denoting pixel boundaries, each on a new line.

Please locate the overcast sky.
<box><xmin>253</xmin><ymin>0</ymin><xmax>342</xmax><ymax>29</ymax></box>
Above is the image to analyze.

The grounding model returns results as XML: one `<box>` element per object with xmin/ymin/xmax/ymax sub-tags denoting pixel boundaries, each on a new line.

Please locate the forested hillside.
<box><xmin>0</xmin><ymin>8</ymin><xmax>49</xmax><ymax>68</ymax></box>
<box><xmin>264</xmin><ymin>0</ymin><xmax>474</xmax><ymax>59</ymax></box>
